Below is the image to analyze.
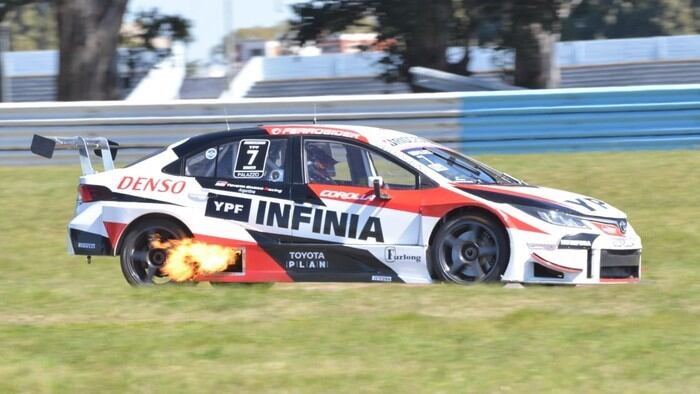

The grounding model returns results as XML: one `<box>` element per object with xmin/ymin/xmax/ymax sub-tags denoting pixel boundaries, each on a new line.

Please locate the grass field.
<box><xmin>1</xmin><ymin>150</ymin><xmax>699</xmax><ymax>393</ymax></box>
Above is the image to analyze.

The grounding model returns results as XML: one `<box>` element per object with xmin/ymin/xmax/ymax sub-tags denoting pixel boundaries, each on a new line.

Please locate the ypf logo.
<box><xmin>205</xmin><ymin>195</ymin><xmax>251</xmax><ymax>222</ymax></box>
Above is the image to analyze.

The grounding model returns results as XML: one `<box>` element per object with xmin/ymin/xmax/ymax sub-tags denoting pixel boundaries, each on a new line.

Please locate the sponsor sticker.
<box><xmin>428</xmin><ymin>163</ymin><xmax>449</xmax><ymax>172</ymax></box>
<box><xmin>266</xmin><ymin>126</ymin><xmax>363</xmax><ymax>140</ymax></box>
<box><xmin>319</xmin><ymin>189</ymin><xmax>375</xmax><ymax>201</ymax></box>
<box><xmin>286</xmin><ymin>251</ymin><xmax>328</xmax><ymax>270</ymax></box>
<box><xmin>255</xmin><ymin>201</ymin><xmax>384</xmax><ymax>242</ymax></box>
<box><xmin>612</xmin><ymin>237</ymin><xmax>636</xmax><ymax>248</ymax></box>
<box><xmin>234</xmin><ymin>140</ymin><xmax>269</xmax><ymax>179</ymax></box>
<box><xmin>212</xmin><ymin>180</ymin><xmax>284</xmax><ymax>195</ymax></box>
<box><xmin>205</xmin><ymin>148</ymin><xmax>217</xmax><ymax>160</ymax></box>
<box><xmin>117</xmin><ymin>176</ymin><xmax>186</xmax><ymax>194</ymax></box>
<box><xmin>206</xmin><ymin>195</ymin><xmax>251</xmax><ymax>222</ymax></box>
<box><xmin>371</xmin><ymin>275</ymin><xmax>393</xmax><ymax>282</ymax></box>
<box><xmin>382</xmin><ymin>136</ymin><xmax>424</xmax><ymax>146</ymax></box>
<box><xmin>384</xmin><ymin>246</ymin><xmax>422</xmax><ymax>263</ymax></box>
<box><xmin>565</xmin><ymin>197</ymin><xmax>609</xmax><ymax>212</ymax></box>
<box><xmin>559</xmin><ymin>239</ymin><xmax>592</xmax><ymax>248</ymax></box>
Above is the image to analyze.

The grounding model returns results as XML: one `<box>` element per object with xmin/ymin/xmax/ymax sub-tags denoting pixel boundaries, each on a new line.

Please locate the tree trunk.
<box><xmin>512</xmin><ymin>2</ymin><xmax>561</xmax><ymax>89</ymax></box>
<box><xmin>56</xmin><ymin>0</ymin><xmax>128</xmax><ymax>101</ymax></box>
<box><xmin>513</xmin><ymin>23</ymin><xmax>559</xmax><ymax>88</ymax></box>
<box><xmin>403</xmin><ymin>0</ymin><xmax>452</xmax><ymax>74</ymax></box>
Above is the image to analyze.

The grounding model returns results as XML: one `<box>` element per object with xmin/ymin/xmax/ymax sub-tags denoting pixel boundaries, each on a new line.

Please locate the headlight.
<box><xmin>516</xmin><ymin>205</ymin><xmax>589</xmax><ymax>229</ymax></box>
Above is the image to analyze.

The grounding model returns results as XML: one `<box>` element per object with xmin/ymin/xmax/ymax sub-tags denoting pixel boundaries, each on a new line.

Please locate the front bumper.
<box><xmin>504</xmin><ymin>226</ymin><xmax>642</xmax><ymax>284</ymax></box>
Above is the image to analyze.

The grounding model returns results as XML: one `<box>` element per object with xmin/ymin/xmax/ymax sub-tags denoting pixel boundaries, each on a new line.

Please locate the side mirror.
<box><xmin>369</xmin><ymin>176</ymin><xmax>391</xmax><ymax>200</ymax></box>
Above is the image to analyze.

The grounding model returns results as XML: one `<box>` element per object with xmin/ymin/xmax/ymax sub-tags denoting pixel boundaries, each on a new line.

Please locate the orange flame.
<box><xmin>150</xmin><ymin>237</ymin><xmax>240</xmax><ymax>282</ymax></box>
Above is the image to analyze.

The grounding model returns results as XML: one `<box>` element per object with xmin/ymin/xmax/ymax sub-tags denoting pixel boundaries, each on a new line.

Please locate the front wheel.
<box><xmin>119</xmin><ymin>218</ymin><xmax>189</xmax><ymax>286</ymax></box>
<box><xmin>430</xmin><ymin>213</ymin><xmax>509</xmax><ymax>284</ymax></box>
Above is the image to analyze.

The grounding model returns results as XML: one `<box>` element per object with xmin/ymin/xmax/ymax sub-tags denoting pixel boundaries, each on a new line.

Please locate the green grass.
<box><xmin>1</xmin><ymin>150</ymin><xmax>699</xmax><ymax>393</ymax></box>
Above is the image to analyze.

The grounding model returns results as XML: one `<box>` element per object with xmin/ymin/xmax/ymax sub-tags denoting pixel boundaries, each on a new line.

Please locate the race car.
<box><xmin>31</xmin><ymin>124</ymin><xmax>642</xmax><ymax>286</ymax></box>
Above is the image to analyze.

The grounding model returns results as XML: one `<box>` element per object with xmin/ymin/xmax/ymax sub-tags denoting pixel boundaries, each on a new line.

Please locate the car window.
<box><xmin>217</xmin><ymin>139</ymin><xmax>287</xmax><ymax>182</ymax></box>
<box><xmin>305</xmin><ymin>140</ymin><xmax>373</xmax><ymax>186</ymax></box>
<box><xmin>368</xmin><ymin>151</ymin><xmax>417</xmax><ymax>189</ymax></box>
<box><xmin>304</xmin><ymin>140</ymin><xmax>416</xmax><ymax>189</ymax></box>
<box><xmin>185</xmin><ymin>147</ymin><xmax>216</xmax><ymax>177</ymax></box>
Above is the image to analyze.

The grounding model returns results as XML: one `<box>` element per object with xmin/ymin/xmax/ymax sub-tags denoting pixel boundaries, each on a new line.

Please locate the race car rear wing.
<box><xmin>30</xmin><ymin>135</ymin><xmax>119</xmax><ymax>175</ymax></box>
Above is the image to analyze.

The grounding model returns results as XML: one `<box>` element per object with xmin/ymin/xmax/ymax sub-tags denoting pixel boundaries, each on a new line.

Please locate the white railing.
<box><xmin>3</xmin><ymin>84</ymin><xmax>700</xmax><ymax>166</ymax></box>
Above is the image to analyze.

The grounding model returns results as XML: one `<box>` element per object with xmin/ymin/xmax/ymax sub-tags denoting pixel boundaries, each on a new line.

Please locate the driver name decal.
<box><xmin>234</xmin><ymin>139</ymin><xmax>269</xmax><ymax>179</ymax></box>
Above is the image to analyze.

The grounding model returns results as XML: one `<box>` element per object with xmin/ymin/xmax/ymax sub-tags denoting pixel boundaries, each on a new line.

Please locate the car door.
<box><xmin>182</xmin><ymin>136</ymin><xmax>292</xmax><ymax>240</ymax></box>
<box><xmin>293</xmin><ymin>138</ymin><xmax>424</xmax><ymax>246</ymax></box>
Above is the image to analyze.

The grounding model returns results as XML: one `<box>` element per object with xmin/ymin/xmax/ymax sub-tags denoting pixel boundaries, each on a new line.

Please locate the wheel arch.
<box><xmin>113</xmin><ymin>213</ymin><xmax>193</xmax><ymax>255</ymax></box>
<box><xmin>426</xmin><ymin>205</ymin><xmax>511</xmax><ymax>279</ymax></box>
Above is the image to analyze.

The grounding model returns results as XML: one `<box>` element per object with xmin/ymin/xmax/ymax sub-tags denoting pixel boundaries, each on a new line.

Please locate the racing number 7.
<box><xmin>246</xmin><ymin>148</ymin><xmax>259</xmax><ymax>165</ymax></box>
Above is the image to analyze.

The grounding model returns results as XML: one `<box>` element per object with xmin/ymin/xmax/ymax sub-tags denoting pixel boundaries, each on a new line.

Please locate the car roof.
<box><xmin>170</xmin><ymin>124</ymin><xmax>427</xmax><ymax>157</ymax></box>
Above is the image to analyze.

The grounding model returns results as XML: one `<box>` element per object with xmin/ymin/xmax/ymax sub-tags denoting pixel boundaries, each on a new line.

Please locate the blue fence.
<box><xmin>458</xmin><ymin>84</ymin><xmax>700</xmax><ymax>153</ymax></box>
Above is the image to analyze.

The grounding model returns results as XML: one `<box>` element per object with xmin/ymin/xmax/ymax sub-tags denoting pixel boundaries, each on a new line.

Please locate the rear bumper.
<box><xmin>69</xmin><ymin>228</ymin><xmax>113</xmax><ymax>256</ymax></box>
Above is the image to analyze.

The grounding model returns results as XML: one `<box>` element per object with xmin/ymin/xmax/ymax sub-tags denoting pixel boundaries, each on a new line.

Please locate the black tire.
<box><xmin>429</xmin><ymin>212</ymin><xmax>509</xmax><ymax>285</ymax></box>
<box><xmin>119</xmin><ymin>218</ymin><xmax>189</xmax><ymax>286</ymax></box>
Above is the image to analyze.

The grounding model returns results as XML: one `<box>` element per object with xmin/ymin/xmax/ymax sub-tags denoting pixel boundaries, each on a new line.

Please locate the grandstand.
<box><xmin>1</xmin><ymin>48</ymin><xmax>171</xmax><ymax>102</ymax></box>
<box><xmin>223</xmin><ymin>34</ymin><xmax>700</xmax><ymax>98</ymax></box>
<box><xmin>3</xmin><ymin>34</ymin><xmax>700</xmax><ymax>101</ymax></box>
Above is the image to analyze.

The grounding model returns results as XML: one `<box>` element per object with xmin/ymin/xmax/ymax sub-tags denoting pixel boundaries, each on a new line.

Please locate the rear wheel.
<box><xmin>430</xmin><ymin>213</ymin><xmax>509</xmax><ymax>284</ymax></box>
<box><xmin>119</xmin><ymin>218</ymin><xmax>188</xmax><ymax>286</ymax></box>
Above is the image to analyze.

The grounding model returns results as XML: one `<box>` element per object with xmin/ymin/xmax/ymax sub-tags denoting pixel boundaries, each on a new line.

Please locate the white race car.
<box><xmin>31</xmin><ymin>124</ymin><xmax>642</xmax><ymax>286</ymax></box>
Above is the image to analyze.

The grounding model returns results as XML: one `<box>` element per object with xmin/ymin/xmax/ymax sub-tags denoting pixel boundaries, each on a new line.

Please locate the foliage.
<box><xmin>121</xmin><ymin>8</ymin><xmax>192</xmax><ymax>50</ymax></box>
<box><xmin>1</xmin><ymin>150</ymin><xmax>700</xmax><ymax>391</ymax></box>
<box><xmin>118</xmin><ymin>9</ymin><xmax>192</xmax><ymax>92</ymax></box>
<box><xmin>290</xmin><ymin>0</ymin><xmax>458</xmax><ymax>83</ymax></box>
<box><xmin>0</xmin><ymin>0</ymin><xmax>34</xmax><ymax>21</ymax></box>
<box><xmin>563</xmin><ymin>0</ymin><xmax>700</xmax><ymax>40</ymax></box>
<box><xmin>289</xmin><ymin>0</ymin><xmax>700</xmax><ymax>88</ymax></box>
<box><xmin>5</xmin><ymin>1</ymin><xmax>55</xmax><ymax>50</ymax></box>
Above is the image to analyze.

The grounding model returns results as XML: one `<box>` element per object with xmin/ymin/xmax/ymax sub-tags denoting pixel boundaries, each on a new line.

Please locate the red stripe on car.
<box><xmin>103</xmin><ymin>221</ymin><xmax>128</xmax><ymax>249</ymax></box>
<box><xmin>531</xmin><ymin>253</ymin><xmax>582</xmax><ymax>273</ymax></box>
<box><xmin>262</xmin><ymin>125</ymin><xmax>369</xmax><ymax>143</ymax></box>
<box><xmin>192</xmin><ymin>234</ymin><xmax>293</xmax><ymax>282</ymax></box>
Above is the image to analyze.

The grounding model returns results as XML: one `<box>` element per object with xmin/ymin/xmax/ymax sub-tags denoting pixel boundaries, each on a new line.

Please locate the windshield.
<box><xmin>404</xmin><ymin>147</ymin><xmax>523</xmax><ymax>185</ymax></box>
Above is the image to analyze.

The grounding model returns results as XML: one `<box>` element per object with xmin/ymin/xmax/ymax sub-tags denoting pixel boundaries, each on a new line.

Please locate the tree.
<box><xmin>289</xmin><ymin>0</ymin><xmax>461</xmax><ymax>84</ymax></box>
<box><xmin>478</xmin><ymin>1</ymin><xmax>578</xmax><ymax>89</ymax></box>
<box><xmin>0</xmin><ymin>0</ymin><xmax>33</xmax><ymax>21</ymax></box>
<box><xmin>0</xmin><ymin>0</ymin><xmax>37</xmax><ymax>102</ymax></box>
<box><xmin>120</xmin><ymin>8</ymin><xmax>192</xmax><ymax>90</ymax></box>
<box><xmin>9</xmin><ymin>2</ymin><xmax>56</xmax><ymax>50</ymax></box>
<box><xmin>562</xmin><ymin>0</ymin><xmax>700</xmax><ymax>40</ymax></box>
<box><xmin>56</xmin><ymin>0</ymin><xmax>128</xmax><ymax>101</ymax></box>
<box><xmin>289</xmin><ymin>0</ymin><xmax>574</xmax><ymax>88</ymax></box>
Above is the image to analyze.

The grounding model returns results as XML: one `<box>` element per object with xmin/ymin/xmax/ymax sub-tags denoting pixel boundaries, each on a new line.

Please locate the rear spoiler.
<box><xmin>30</xmin><ymin>135</ymin><xmax>119</xmax><ymax>175</ymax></box>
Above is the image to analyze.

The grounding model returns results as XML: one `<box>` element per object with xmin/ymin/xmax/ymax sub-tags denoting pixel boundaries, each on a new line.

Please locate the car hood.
<box><xmin>453</xmin><ymin>184</ymin><xmax>627</xmax><ymax>219</ymax></box>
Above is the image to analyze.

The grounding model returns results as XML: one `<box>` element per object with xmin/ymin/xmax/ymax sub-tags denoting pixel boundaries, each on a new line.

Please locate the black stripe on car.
<box><xmin>458</xmin><ymin>187</ymin><xmax>582</xmax><ymax>215</ymax></box>
<box><xmin>247</xmin><ymin>230</ymin><xmax>403</xmax><ymax>283</ymax></box>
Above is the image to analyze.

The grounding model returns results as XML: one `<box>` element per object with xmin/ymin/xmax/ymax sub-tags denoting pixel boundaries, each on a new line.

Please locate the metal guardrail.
<box><xmin>1</xmin><ymin>84</ymin><xmax>699</xmax><ymax>166</ymax></box>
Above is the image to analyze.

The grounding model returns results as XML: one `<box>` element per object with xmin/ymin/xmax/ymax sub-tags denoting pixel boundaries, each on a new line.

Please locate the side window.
<box><xmin>185</xmin><ymin>147</ymin><xmax>217</xmax><ymax>177</ymax></box>
<box><xmin>305</xmin><ymin>140</ymin><xmax>373</xmax><ymax>186</ymax></box>
<box><xmin>217</xmin><ymin>139</ymin><xmax>287</xmax><ymax>182</ymax></box>
<box><xmin>368</xmin><ymin>151</ymin><xmax>417</xmax><ymax>189</ymax></box>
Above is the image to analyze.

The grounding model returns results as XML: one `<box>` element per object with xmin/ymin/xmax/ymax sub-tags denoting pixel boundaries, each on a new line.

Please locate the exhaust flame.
<box><xmin>150</xmin><ymin>237</ymin><xmax>240</xmax><ymax>282</ymax></box>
